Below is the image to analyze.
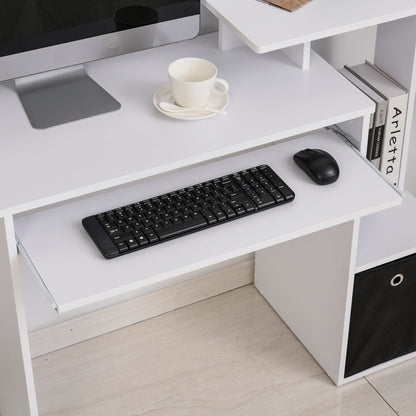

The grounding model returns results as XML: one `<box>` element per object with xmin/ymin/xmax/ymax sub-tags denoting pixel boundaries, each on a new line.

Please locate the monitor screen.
<box><xmin>0</xmin><ymin>0</ymin><xmax>199</xmax><ymax>58</ymax></box>
<box><xmin>0</xmin><ymin>0</ymin><xmax>200</xmax><ymax>128</ymax></box>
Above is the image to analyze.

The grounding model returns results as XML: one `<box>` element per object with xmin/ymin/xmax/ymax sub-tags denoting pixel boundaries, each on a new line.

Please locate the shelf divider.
<box><xmin>218</xmin><ymin>21</ymin><xmax>245</xmax><ymax>51</ymax></box>
<box><xmin>282</xmin><ymin>42</ymin><xmax>311</xmax><ymax>69</ymax></box>
<box><xmin>218</xmin><ymin>20</ymin><xmax>311</xmax><ymax>69</ymax></box>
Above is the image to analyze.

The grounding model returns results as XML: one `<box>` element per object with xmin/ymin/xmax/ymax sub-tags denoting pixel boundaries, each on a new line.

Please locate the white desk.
<box><xmin>1</xmin><ymin>2</ymin><xmax>416</xmax><ymax>415</ymax></box>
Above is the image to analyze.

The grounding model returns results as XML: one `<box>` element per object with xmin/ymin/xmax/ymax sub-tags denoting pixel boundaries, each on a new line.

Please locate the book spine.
<box><xmin>366</xmin><ymin>112</ymin><xmax>375</xmax><ymax>160</ymax></box>
<box><xmin>371</xmin><ymin>125</ymin><xmax>384</xmax><ymax>159</ymax></box>
<box><xmin>379</xmin><ymin>95</ymin><xmax>408</xmax><ymax>186</ymax></box>
<box><xmin>370</xmin><ymin>99</ymin><xmax>387</xmax><ymax>161</ymax></box>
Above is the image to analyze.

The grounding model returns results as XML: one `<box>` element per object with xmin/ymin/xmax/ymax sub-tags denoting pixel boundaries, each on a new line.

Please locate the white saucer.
<box><xmin>153</xmin><ymin>84</ymin><xmax>229</xmax><ymax>120</ymax></box>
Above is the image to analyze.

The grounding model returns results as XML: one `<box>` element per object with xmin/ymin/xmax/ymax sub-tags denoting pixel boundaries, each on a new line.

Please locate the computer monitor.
<box><xmin>0</xmin><ymin>0</ymin><xmax>200</xmax><ymax>128</ymax></box>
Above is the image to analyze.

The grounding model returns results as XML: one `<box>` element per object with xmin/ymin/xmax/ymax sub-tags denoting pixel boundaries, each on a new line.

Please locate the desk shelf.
<box><xmin>15</xmin><ymin>129</ymin><xmax>400</xmax><ymax>314</ymax></box>
<box><xmin>203</xmin><ymin>0</ymin><xmax>416</xmax><ymax>53</ymax></box>
<box><xmin>0</xmin><ymin>33</ymin><xmax>373</xmax><ymax>215</ymax></box>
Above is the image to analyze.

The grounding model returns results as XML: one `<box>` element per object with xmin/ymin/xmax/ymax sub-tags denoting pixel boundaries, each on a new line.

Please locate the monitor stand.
<box><xmin>15</xmin><ymin>65</ymin><xmax>121</xmax><ymax>129</ymax></box>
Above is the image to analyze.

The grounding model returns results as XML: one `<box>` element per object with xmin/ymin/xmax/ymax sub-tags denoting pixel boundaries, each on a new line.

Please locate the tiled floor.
<box><xmin>366</xmin><ymin>358</ymin><xmax>416</xmax><ymax>416</ymax></box>
<box><xmin>33</xmin><ymin>285</ymin><xmax>415</xmax><ymax>416</ymax></box>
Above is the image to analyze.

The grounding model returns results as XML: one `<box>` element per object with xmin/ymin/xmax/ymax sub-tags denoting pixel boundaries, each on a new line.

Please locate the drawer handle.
<box><xmin>390</xmin><ymin>274</ymin><xmax>404</xmax><ymax>287</ymax></box>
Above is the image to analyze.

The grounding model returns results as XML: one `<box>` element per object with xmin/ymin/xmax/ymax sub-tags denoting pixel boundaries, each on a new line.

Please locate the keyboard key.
<box><xmin>111</xmin><ymin>232</ymin><xmax>130</xmax><ymax>243</ymax></box>
<box><xmin>270</xmin><ymin>190</ymin><xmax>285</xmax><ymax>203</ymax></box>
<box><xmin>235</xmin><ymin>206</ymin><xmax>246</xmax><ymax>216</ymax></box>
<box><xmin>243</xmin><ymin>201</ymin><xmax>256</xmax><ymax>212</ymax></box>
<box><xmin>200</xmin><ymin>209</ymin><xmax>217</xmax><ymax>224</ymax></box>
<box><xmin>278</xmin><ymin>186</ymin><xmax>295</xmax><ymax>201</ymax></box>
<box><xmin>126</xmin><ymin>238</ymin><xmax>139</xmax><ymax>250</ymax></box>
<box><xmin>131</xmin><ymin>230</ymin><xmax>149</xmax><ymax>246</ymax></box>
<box><xmin>220</xmin><ymin>203</ymin><xmax>236</xmax><ymax>219</ymax></box>
<box><xmin>116</xmin><ymin>241</ymin><xmax>129</xmax><ymax>253</ymax></box>
<box><xmin>213</xmin><ymin>208</ymin><xmax>227</xmax><ymax>221</ymax></box>
<box><xmin>141</xmin><ymin>227</ymin><xmax>159</xmax><ymax>243</ymax></box>
<box><xmin>253</xmin><ymin>194</ymin><xmax>275</xmax><ymax>209</ymax></box>
<box><xmin>158</xmin><ymin>214</ymin><xmax>207</xmax><ymax>240</ymax></box>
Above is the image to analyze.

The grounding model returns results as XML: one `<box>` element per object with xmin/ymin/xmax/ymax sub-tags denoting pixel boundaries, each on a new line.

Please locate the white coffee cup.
<box><xmin>168</xmin><ymin>57</ymin><xmax>229</xmax><ymax>108</ymax></box>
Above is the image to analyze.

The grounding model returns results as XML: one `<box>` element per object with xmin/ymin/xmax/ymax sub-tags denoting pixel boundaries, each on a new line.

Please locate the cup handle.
<box><xmin>212</xmin><ymin>78</ymin><xmax>229</xmax><ymax>95</ymax></box>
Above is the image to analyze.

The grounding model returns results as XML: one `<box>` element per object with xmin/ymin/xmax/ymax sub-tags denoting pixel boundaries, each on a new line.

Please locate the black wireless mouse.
<box><xmin>293</xmin><ymin>148</ymin><xmax>339</xmax><ymax>185</ymax></box>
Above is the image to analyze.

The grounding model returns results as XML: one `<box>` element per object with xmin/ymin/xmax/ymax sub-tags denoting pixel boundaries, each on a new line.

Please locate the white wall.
<box><xmin>312</xmin><ymin>27</ymin><xmax>377</xmax><ymax>69</ymax></box>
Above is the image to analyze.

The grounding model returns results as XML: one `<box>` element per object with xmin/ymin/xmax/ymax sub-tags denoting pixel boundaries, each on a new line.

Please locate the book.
<box><xmin>346</xmin><ymin>61</ymin><xmax>408</xmax><ymax>187</ymax></box>
<box><xmin>340</xmin><ymin>67</ymin><xmax>387</xmax><ymax>169</ymax></box>
<box><xmin>263</xmin><ymin>0</ymin><xmax>312</xmax><ymax>12</ymax></box>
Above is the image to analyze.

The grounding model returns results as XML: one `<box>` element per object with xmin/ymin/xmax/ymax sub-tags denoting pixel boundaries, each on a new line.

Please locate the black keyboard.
<box><xmin>82</xmin><ymin>164</ymin><xmax>295</xmax><ymax>259</ymax></box>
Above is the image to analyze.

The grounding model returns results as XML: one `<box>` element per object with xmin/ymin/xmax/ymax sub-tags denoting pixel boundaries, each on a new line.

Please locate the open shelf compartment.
<box><xmin>0</xmin><ymin>33</ymin><xmax>374</xmax><ymax>215</ymax></box>
<box><xmin>14</xmin><ymin>129</ymin><xmax>401</xmax><ymax>314</ymax></box>
<box><xmin>356</xmin><ymin>191</ymin><xmax>416</xmax><ymax>273</ymax></box>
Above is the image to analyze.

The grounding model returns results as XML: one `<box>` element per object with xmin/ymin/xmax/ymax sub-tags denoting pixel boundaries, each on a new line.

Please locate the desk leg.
<box><xmin>254</xmin><ymin>220</ymin><xmax>359</xmax><ymax>385</ymax></box>
<box><xmin>0</xmin><ymin>216</ymin><xmax>38</xmax><ymax>416</ymax></box>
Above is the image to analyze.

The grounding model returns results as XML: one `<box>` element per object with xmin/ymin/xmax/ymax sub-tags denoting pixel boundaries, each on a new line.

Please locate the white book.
<box><xmin>340</xmin><ymin>67</ymin><xmax>387</xmax><ymax>169</ymax></box>
<box><xmin>347</xmin><ymin>61</ymin><xmax>408</xmax><ymax>186</ymax></box>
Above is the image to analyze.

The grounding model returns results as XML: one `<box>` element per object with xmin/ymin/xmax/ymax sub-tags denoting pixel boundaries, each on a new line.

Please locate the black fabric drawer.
<box><xmin>345</xmin><ymin>253</ymin><xmax>416</xmax><ymax>377</ymax></box>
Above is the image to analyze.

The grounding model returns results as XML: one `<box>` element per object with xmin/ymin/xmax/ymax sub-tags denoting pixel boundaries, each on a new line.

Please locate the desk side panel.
<box><xmin>0</xmin><ymin>216</ymin><xmax>38</xmax><ymax>416</ymax></box>
<box><xmin>374</xmin><ymin>16</ymin><xmax>416</xmax><ymax>190</ymax></box>
<box><xmin>255</xmin><ymin>220</ymin><xmax>358</xmax><ymax>385</ymax></box>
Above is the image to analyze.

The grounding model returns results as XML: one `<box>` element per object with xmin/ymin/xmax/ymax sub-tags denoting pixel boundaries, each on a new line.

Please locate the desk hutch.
<box><xmin>1</xmin><ymin>1</ymin><xmax>416</xmax><ymax>415</ymax></box>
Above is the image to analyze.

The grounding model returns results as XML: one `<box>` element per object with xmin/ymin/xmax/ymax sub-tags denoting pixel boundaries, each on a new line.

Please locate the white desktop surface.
<box><xmin>0</xmin><ymin>33</ymin><xmax>374</xmax><ymax>215</ymax></box>
<box><xmin>203</xmin><ymin>0</ymin><xmax>416</xmax><ymax>53</ymax></box>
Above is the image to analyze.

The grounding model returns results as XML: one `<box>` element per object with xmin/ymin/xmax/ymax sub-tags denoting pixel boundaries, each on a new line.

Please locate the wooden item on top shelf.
<box><xmin>264</xmin><ymin>0</ymin><xmax>312</xmax><ymax>12</ymax></box>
